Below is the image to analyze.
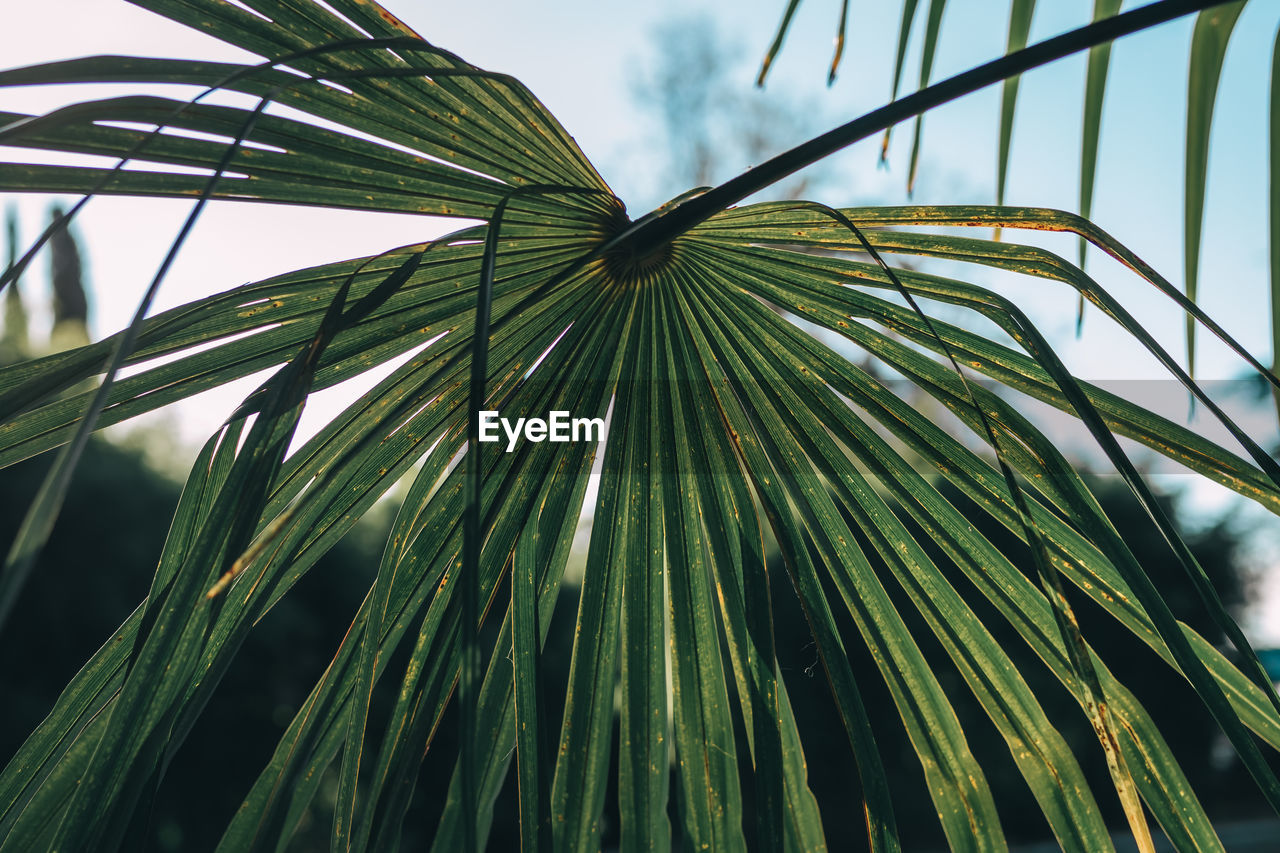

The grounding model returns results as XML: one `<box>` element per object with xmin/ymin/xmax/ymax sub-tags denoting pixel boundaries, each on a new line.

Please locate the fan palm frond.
<box><xmin>0</xmin><ymin>1</ymin><xmax>1276</xmax><ymax>850</ymax></box>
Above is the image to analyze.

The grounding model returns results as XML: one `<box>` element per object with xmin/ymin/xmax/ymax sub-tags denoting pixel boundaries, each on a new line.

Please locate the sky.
<box><xmin>2</xmin><ymin>0</ymin><xmax>1280</xmax><ymax>632</ymax></box>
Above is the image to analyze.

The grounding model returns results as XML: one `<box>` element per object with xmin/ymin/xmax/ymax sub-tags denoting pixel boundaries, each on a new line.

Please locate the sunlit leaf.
<box><xmin>0</xmin><ymin>2</ymin><xmax>1275</xmax><ymax>852</ymax></box>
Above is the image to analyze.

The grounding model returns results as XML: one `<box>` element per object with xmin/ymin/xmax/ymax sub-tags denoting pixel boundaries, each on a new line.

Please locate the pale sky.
<box><xmin>3</xmin><ymin>0</ymin><xmax>1280</xmax><ymax>634</ymax></box>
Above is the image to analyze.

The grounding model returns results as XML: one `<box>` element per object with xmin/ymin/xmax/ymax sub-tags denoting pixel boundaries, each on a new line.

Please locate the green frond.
<box><xmin>0</xmin><ymin>1</ymin><xmax>1276</xmax><ymax>851</ymax></box>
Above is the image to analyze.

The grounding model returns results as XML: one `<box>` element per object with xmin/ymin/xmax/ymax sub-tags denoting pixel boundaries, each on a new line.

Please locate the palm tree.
<box><xmin>0</xmin><ymin>0</ymin><xmax>1277</xmax><ymax>850</ymax></box>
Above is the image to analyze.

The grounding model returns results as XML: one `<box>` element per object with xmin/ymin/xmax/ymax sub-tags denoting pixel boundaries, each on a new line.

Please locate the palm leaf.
<box><xmin>771</xmin><ymin>0</ymin><xmax>1267</xmax><ymax>357</ymax></box>
<box><xmin>1</xmin><ymin>1</ymin><xmax>1276</xmax><ymax>851</ymax></box>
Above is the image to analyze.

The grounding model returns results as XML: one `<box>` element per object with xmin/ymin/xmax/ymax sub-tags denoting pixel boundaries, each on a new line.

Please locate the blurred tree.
<box><xmin>47</xmin><ymin>204</ymin><xmax>89</xmax><ymax>351</ymax></box>
<box><xmin>1</xmin><ymin>206</ymin><xmax>27</xmax><ymax>363</ymax></box>
<box><xmin>632</xmin><ymin>16</ymin><xmax>824</xmax><ymax>202</ymax></box>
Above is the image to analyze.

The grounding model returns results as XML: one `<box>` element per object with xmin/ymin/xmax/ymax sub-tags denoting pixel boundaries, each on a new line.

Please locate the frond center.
<box><xmin>602</xmin><ymin>207</ymin><xmax>676</xmax><ymax>287</ymax></box>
